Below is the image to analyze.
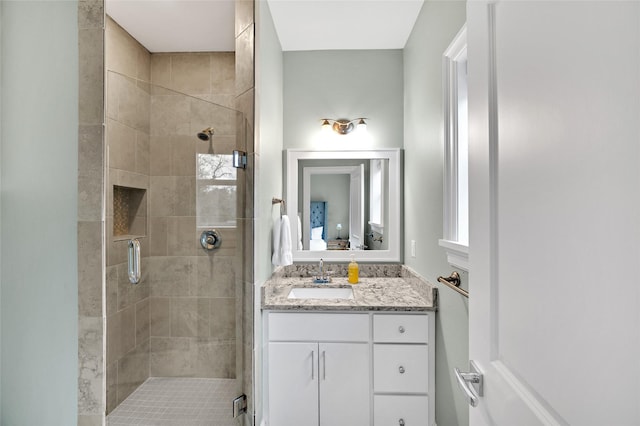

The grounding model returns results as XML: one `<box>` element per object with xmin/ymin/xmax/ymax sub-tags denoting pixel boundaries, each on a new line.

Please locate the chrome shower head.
<box><xmin>197</xmin><ymin>127</ymin><xmax>214</xmax><ymax>141</ymax></box>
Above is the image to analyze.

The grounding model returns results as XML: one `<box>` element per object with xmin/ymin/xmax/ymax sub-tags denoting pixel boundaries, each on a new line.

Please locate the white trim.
<box><xmin>286</xmin><ymin>149</ymin><xmax>402</xmax><ymax>262</ymax></box>
<box><xmin>441</xmin><ymin>25</ymin><xmax>469</xmax><ymax>270</ymax></box>
<box><xmin>438</xmin><ymin>239</ymin><xmax>469</xmax><ymax>272</ymax></box>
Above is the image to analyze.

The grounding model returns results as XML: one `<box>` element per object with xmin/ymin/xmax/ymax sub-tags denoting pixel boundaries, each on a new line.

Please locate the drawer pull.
<box><xmin>399</xmin><ymin>366</ymin><xmax>405</xmax><ymax>374</ymax></box>
<box><xmin>399</xmin><ymin>419</ymin><xmax>405</xmax><ymax>426</ymax></box>
<box><xmin>398</xmin><ymin>326</ymin><xmax>405</xmax><ymax>333</ymax></box>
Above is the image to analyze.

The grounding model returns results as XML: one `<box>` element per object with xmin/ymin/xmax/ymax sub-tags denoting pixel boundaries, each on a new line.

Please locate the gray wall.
<box><xmin>255</xmin><ymin>1</ymin><xmax>284</xmax><ymax>423</ymax></box>
<box><xmin>403</xmin><ymin>2</ymin><xmax>469</xmax><ymax>426</ymax></box>
<box><xmin>283</xmin><ymin>50</ymin><xmax>403</xmax><ymax>150</ymax></box>
<box><xmin>1</xmin><ymin>1</ymin><xmax>78</xmax><ymax>424</ymax></box>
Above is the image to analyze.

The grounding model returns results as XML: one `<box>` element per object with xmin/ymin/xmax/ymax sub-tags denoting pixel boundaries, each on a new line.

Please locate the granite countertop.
<box><xmin>262</xmin><ymin>264</ymin><xmax>437</xmax><ymax>311</ymax></box>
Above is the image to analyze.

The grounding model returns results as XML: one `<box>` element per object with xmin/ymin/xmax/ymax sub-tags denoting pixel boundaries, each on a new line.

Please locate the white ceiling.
<box><xmin>106</xmin><ymin>0</ymin><xmax>425</xmax><ymax>53</ymax></box>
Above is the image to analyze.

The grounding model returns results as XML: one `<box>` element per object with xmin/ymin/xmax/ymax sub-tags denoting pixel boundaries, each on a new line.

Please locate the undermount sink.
<box><xmin>287</xmin><ymin>287</ymin><xmax>354</xmax><ymax>300</ymax></box>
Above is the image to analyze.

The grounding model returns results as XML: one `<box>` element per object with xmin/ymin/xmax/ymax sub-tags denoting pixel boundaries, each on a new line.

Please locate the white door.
<box><xmin>349</xmin><ymin>164</ymin><xmax>365</xmax><ymax>249</ymax></box>
<box><xmin>268</xmin><ymin>342</ymin><xmax>319</xmax><ymax>426</ymax></box>
<box><xmin>319</xmin><ymin>343</ymin><xmax>370</xmax><ymax>426</ymax></box>
<box><xmin>467</xmin><ymin>1</ymin><xmax>640</xmax><ymax>425</ymax></box>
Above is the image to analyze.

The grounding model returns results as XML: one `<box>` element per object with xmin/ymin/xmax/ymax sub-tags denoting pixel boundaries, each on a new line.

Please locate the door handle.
<box><xmin>454</xmin><ymin>360</ymin><xmax>483</xmax><ymax>407</ymax></box>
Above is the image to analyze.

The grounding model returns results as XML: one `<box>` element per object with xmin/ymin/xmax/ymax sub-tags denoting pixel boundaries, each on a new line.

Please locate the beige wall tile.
<box><xmin>107</xmin><ymin>119</ymin><xmax>136</xmax><ymax>172</ymax></box>
<box><xmin>211</xmin><ymin>52</ymin><xmax>236</xmax><ymax>95</ymax></box>
<box><xmin>150</xmin><ymin>94</ymin><xmax>191</xmax><ymax>136</ymax></box>
<box><xmin>119</xmin><ymin>305</ymin><xmax>136</xmax><ymax>356</ymax></box>
<box><xmin>117</xmin><ymin>339</ymin><xmax>149</xmax><ymax>405</ymax></box>
<box><xmin>170</xmin><ymin>297</ymin><xmax>198</xmax><ymax>337</ymax></box>
<box><xmin>170</xmin><ymin>53</ymin><xmax>211</xmax><ymax>95</ymax></box>
<box><xmin>195</xmin><ymin>255</ymin><xmax>236</xmax><ymax>298</ymax></box>
<box><xmin>150</xmin><ymin>54</ymin><xmax>171</xmax><ymax>88</ymax></box>
<box><xmin>167</xmin><ymin>216</ymin><xmax>197</xmax><ymax>256</ymax></box>
<box><xmin>191</xmin><ymin>98</ymin><xmax>236</xmax><ymax>137</ymax></box>
<box><xmin>148</xmin><ymin>256</ymin><xmax>196</xmax><ymax>297</ymax></box>
<box><xmin>210</xmin><ymin>298</ymin><xmax>236</xmax><ymax>340</ymax></box>
<box><xmin>149</xmin><ymin>217</ymin><xmax>168</xmax><ymax>256</ymax></box>
<box><xmin>79</xmin><ymin>124</ymin><xmax>104</xmax><ymax>172</ymax></box>
<box><xmin>106</xmin><ymin>313</ymin><xmax>120</xmax><ymax>366</ymax></box>
<box><xmin>106</xmin><ymin>17</ymin><xmax>138</xmax><ymax>78</ymax></box>
<box><xmin>79</xmin><ymin>28</ymin><xmax>104</xmax><ymax>125</ymax></box>
<box><xmin>175</xmin><ymin>176</ymin><xmax>196</xmax><ymax>217</ymax></box>
<box><xmin>196</xmin><ymin>299</ymin><xmax>211</xmax><ymax>338</ymax></box>
<box><xmin>78</xmin><ymin>316</ymin><xmax>104</xmax><ymax>414</ymax></box>
<box><xmin>149</xmin><ymin>337</ymin><xmax>193</xmax><ymax>377</ymax></box>
<box><xmin>235</xmin><ymin>25</ymin><xmax>254</xmax><ymax>96</ymax></box>
<box><xmin>116</xmin><ymin>75</ymin><xmax>150</xmax><ymax>133</ymax></box>
<box><xmin>78</xmin><ymin>169</ymin><xmax>104</xmax><ymax>222</ymax></box>
<box><xmin>137</xmin><ymin>44</ymin><xmax>151</xmax><ymax>82</ymax></box>
<box><xmin>135</xmin><ymin>131</ymin><xmax>150</xmax><ymax>175</ymax></box>
<box><xmin>78</xmin><ymin>0</ymin><xmax>103</xmax><ymax>30</ymax></box>
<box><xmin>113</xmin><ymin>169</ymin><xmax>149</xmax><ymax>189</ymax></box>
<box><xmin>150</xmin><ymin>135</ymin><xmax>172</xmax><ymax>176</ymax></box>
<box><xmin>194</xmin><ymin>339</ymin><xmax>236</xmax><ymax>378</ymax></box>
<box><xmin>78</xmin><ymin>221</ymin><xmax>103</xmax><ymax>317</ymax></box>
<box><xmin>78</xmin><ymin>415</ymin><xmax>103</xmax><ymax>426</ymax></box>
<box><xmin>150</xmin><ymin>297</ymin><xmax>171</xmax><ymax>337</ymax></box>
<box><xmin>106</xmin><ymin>361</ymin><xmax>117</xmax><ymax>414</ymax></box>
<box><xmin>171</xmin><ymin>136</ymin><xmax>196</xmax><ymax>176</ymax></box>
<box><xmin>149</xmin><ymin>176</ymin><xmax>176</xmax><ymax>217</ymax></box>
<box><xmin>106</xmin><ymin>266</ymin><xmax>118</xmax><ymax>317</ymax></box>
<box><xmin>136</xmin><ymin>298</ymin><xmax>150</xmax><ymax>344</ymax></box>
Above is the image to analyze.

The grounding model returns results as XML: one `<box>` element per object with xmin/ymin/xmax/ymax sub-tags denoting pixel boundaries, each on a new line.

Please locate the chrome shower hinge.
<box><xmin>232</xmin><ymin>394</ymin><xmax>247</xmax><ymax>418</ymax></box>
<box><xmin>233</xmin><ymin>150</ymin><xmax>247</xmax><ymax>169</ymax></box>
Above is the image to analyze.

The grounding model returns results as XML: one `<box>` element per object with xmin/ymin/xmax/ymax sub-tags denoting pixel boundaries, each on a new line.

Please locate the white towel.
<box><xmin>271</xmin><ymin>216</ymin><xmax>282</xmax><ymax>266</ymax></box>
<box><xmin>280</xmin><ymin>215</ymin><xmax>293</xmax><ymax>266</ymax></box>
<box><xmin>296</xmin><ymin>214</ymin><xmax>303</xmax><ymax>250</ymax></box>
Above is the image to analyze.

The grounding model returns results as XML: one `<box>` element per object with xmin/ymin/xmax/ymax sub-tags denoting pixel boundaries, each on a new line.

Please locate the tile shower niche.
<box><xmin>113</xmin><ymin>185</ymin><xmax>147</xmax><ymax>240</ymax></box>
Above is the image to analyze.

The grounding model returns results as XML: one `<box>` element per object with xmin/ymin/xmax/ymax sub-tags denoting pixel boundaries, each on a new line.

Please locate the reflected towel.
<box><xmin>271</xmin><ymin>216</ymin><xmax>282</xmax><ymax>266</ymax></box>
<box><xmin>296</xmin><ymin>214</ymin><xmax>303</xmax><ymax>250</ymax></box>
<box><xmin>280</xmin><ymin>215</ymin><xmax>293</xmax><ymax>266</ymax></box>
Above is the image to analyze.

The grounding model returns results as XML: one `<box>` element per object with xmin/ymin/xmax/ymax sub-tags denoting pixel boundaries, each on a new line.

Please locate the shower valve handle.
<box><xmin>200</xmin><ymin>230</ymin><xmax>222</xmax><ymax>250</ymax></box>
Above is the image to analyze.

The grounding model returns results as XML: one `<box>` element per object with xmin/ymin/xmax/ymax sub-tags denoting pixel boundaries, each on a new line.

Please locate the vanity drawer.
<box><xmin>268</xmin><ymin>312</ymin><xmax>369</xmax><ymax>342</ymax></box>
<box><xmin>374</xmin><ymin>395</ymin><xmax>429</xmax><ymax>426</ymax></box>
<box><xmin>373</xmin><ymin>314</ymin><xmax>428</xmax><ymax>343</ymax></box>
<box><xmin>373</xmin><ymin>344</ymin><xmax>428</xmax><ymax>393</ymax></box>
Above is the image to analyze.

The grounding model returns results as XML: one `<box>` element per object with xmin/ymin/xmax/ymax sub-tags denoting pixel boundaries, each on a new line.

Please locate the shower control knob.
<box><xmin>200</xmin><ymin>229</ymin><xmax>222</xmax><ymax>250</ymax></box>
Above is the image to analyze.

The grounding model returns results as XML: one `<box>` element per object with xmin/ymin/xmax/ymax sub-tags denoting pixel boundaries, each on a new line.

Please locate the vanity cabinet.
<box><xmin>372</xmin><ymin>313</ymin><xmax>432</xmax><ymax>426</ymax></box>
<box><xmin>267</xmin><ymin>313</ymin><xmax>370</xmax><ymax>426</ymax></box>
<box><xmin>265</xmin><ymin>311</ymin><xmax>435</xmax><ymax>426</ymax></box>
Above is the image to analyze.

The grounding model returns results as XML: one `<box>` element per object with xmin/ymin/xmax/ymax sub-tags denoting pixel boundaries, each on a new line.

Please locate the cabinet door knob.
<box><xmin>399</xmin><ymin>326</ymin><xmax>405</xmax><ymax>333</ymax></box>
<box><xmin>399</xmin><ymin>419</ymin><xmax>405</xmax><ymax>426</ymax></box>
<box><xmin>399</xmin><ymin>366</ymin><xmax>405</xmax><ymax>374</ymax></box>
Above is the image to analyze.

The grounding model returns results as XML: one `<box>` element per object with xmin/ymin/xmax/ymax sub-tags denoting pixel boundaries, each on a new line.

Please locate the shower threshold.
<box><xmin>106</xmin><ymin>377</ymin><xmax>239</xmax><ymax>426</ymax></box>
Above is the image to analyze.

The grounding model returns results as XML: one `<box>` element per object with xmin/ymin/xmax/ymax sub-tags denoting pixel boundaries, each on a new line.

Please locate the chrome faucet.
<box><xmin>313</xmin><ymin>258</ymin><xmax>331</xmax><ymax>283</ymax></box>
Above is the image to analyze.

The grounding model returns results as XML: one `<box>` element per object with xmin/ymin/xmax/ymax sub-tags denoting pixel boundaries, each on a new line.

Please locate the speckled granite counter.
<box><xmin>262</xmin><ymin>264</ymin><xmax>437</xmax><ymax>311</ymax></box>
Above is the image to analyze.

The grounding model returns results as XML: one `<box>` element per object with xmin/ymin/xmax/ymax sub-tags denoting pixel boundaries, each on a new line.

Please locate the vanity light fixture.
<box><xmin>321</xmin><ymin>118</ymin><xmax>367</xmax><ymax>135</ymax></box>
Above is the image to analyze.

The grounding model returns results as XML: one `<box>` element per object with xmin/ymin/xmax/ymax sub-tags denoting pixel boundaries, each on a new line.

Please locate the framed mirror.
<box><xmin>286</xmin><ymin>149</ymin><xmax>402</xmax><ymax>262</ymax></box>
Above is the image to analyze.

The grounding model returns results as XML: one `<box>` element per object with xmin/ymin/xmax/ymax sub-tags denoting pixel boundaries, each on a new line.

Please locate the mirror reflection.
<box><xmin>286</xmin><ymin>149</ymin><xmax>401</xmax><ymax>262</ymax></box>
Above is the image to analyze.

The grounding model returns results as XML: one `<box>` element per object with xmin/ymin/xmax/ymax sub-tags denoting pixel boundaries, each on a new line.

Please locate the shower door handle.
<box><xmin>128</xmin><ymin>239</ymin><xmax>141</xmax><ymax>284</ymax></box>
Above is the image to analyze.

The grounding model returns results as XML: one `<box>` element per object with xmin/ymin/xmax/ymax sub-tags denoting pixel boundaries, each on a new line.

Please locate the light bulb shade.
<box><xmin>356</xmin><ymin>118</ymin><xmax>367</xmax><ymax>131</ymax></box>
<box><xmin>336</xmin><ymin>223</ymin><xmax>342</xmax><ymax>230</ymax></box>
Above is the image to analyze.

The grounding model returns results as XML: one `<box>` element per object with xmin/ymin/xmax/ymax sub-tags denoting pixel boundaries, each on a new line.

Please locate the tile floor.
<box><xmin>107</xmin><ymin>377</ymin><xmax>239</xmax><ymax>426</ymax></box>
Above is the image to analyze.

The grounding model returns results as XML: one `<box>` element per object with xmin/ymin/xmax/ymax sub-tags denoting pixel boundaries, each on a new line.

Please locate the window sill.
<box><xmin>438</xmin><ymin>239</ymin><xmax>469</xmax><ymax>272</ymax></box>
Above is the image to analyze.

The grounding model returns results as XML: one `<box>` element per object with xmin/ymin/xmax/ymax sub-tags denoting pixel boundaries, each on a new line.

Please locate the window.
<box><xmin>196</xmin><ymin>154</ymin><xmax>237</xmax><ymax>228</ymax></box>
<box><xmin>440</xmin><ymin>25</ymin><xmax>469</xmax><ymax>271</ymax></box>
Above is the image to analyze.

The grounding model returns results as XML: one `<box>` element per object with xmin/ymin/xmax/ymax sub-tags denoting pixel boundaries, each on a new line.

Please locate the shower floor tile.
<box><xmin>107</xmin><ymin>377</ymin><xmax>240</xmax><ymax>426</ymax></box>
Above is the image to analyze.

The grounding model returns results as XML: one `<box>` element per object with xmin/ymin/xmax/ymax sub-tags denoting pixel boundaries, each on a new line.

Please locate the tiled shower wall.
<box><xmin>147</xmin><ymin>52</ymin><xmax>239</xmax><ymax>380</ymax></box>
<box><xmin>105</xmin><ymin>16</ymin><xmax>152</xmax><ymax>413</ymax></box>
<box><xmin>77</xmin><ymin>2</ymin><xmax>256</xmax><ymax>424</ymax></box>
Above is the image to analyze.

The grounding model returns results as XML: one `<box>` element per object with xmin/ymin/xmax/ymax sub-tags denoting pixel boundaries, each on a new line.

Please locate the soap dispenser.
<box><xmin>348</xmin><ymin>254</ymin><xmax>359</xmax><ymax>284</ymax></box>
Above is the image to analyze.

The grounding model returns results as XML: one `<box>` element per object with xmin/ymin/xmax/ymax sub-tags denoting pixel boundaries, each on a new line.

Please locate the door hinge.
<box><xmin>232</xmin><ymin>394</ymin><xmax>247</xmax><ymax>418</ymax></box>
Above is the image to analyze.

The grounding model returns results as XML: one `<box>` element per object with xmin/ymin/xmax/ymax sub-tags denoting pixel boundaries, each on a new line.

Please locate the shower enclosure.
<box><xmin>102</xmin><ymin>15</ymin><xmax>254</xmax><ymax>425</ymax></box>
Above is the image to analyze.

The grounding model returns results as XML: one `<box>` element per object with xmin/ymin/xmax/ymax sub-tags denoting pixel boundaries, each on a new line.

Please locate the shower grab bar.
<box><xmin>437</xmin><ymin>271</ymin><xmax>468</xmax><ymax>298</ymax></box>
<box><xmin>128</xmin><ymin>239</ymin><xmax>141</xmax><ymax>285</ymax></box>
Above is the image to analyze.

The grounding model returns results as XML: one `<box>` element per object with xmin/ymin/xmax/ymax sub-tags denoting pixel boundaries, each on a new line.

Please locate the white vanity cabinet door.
<box><xmin>268</xmin><ymin>342</ymin><xmax>319</xmax><ymax>426</ymax></box>
<box><xmin>373</xmin><ymin>395</ymin><xmax>429</xmax><ymax>426</ymax></box>
<box><xmin>373</xmin><ymin>344</ymin><xmax>429</xmax><ymax>393</ymax></box>
<box><xmin>319</xmin><ymin>342</ymin><xmax>370</xmax><ymax>426</ymax></box>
